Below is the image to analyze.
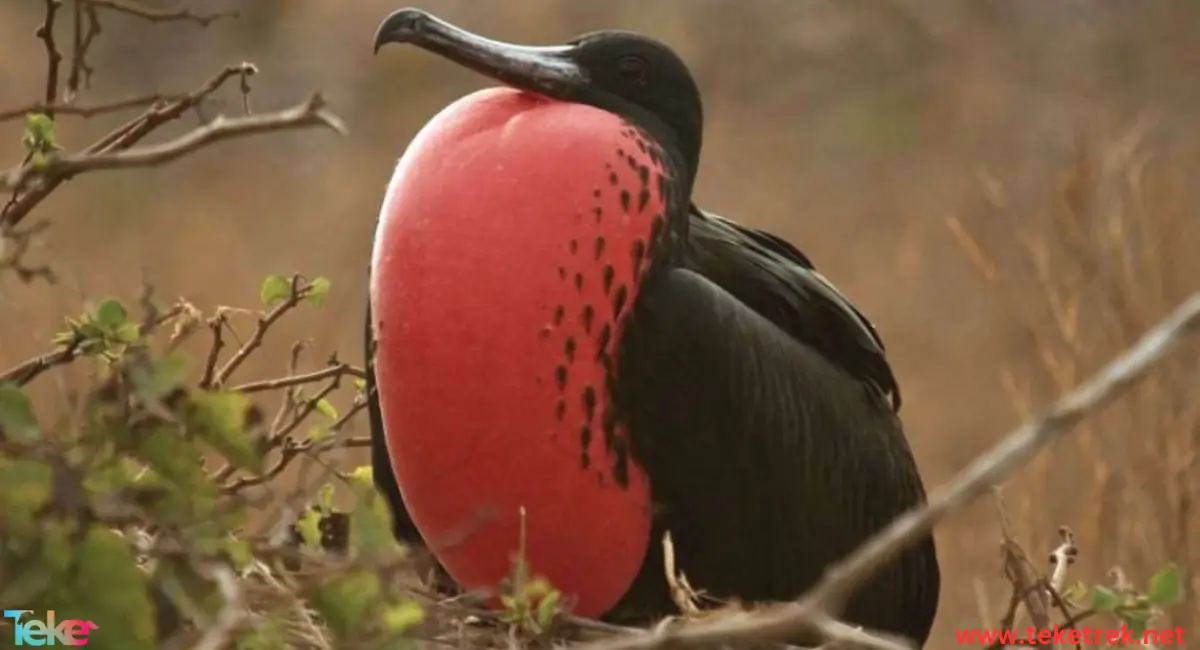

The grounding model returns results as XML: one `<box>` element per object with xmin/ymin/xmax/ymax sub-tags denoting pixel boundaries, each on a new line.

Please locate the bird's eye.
<box><xmin>616</xmin><ymin>55</ymin><xmax>648</xmax><ymax>85</ymax></box>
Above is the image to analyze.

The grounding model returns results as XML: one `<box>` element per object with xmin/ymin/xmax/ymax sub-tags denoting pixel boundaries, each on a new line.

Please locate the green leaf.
<box><xmin>259</xmin><ymin>274</ymin><xmax>291</xmax><ymax>306</ymax></box>
<box><xmin>315</xmin><ymin>398</ymin><xmax>338</xmax><ymax>420</ymax></box>
<box><xmin>133</xmin><ymin>426</ymin><xmax>207</xmax><ymax>493</ymax></box>
<box><xmin>499</xmin><ymin>594</ymin><xmax>521</xmax><ymax>623</ymax></box>
<box><xmin>187</xmin><ymin>391</ymin><xmax>262</xmax><ymax>472</ymax></box>
<box><xmin>0</xmin><ymin>458</ymin><xmax>53</xmax><ymax>521</ymax></box>
<box><xmin>236</xmin><ymin>617</ymin><xmax>286</xmax><ymax>650</ymax></box>
<box><xmin>306</xmin><ymin>276</ymin><xmax>332</xmax><ymax>307</ymax></box>
<box><xmin>1146</xmin><ymin>563</ymin><xmax>1182</xmax><ymax>606</ymax></box>
<box><xmin>349</xmin><ymin>465</ymin><xmax>373</xmax><ymax>485</ymax></box>
<box><xmin>1060</xmin><ymin>580</ymin><xmax>1087</xmax><ymax>604</ymax></box>
<box><xmin>129</xmin><ymin>353</ymin><xmax>189</xmax><ymax>402</ymax></box>
<box><xmin>223</xmin><ymin>537</ymin><xmax>255</xmax><ymax>572</ymax></box>
<box><xmin>25</xmin><ymin>113</ymin><xmax>55</xmax><ymax>141</ymax></box>
<box><xmin>73</xmin><ymin>525</ymin><xmax>156</xmax><ymax>650</ymax></box>
<box><xmin>95</xmin><ymin>298</ymin><xmax>128</xmax><ymax>330</ymax></box>
<box><xmin>295</xmin><ymin>508</ymin><xmax>322</xmax><ymax>548</ymax></box>
<box><xmin>115</xmin><ymin>322</ymin><xmax>141</xmax><ymax>344</ymax></box>
<box><xmin>317</xmin><ymin>483</ymin><xmax>336</xmax><ymax>511</ymax></box>
<box><xmin>23</xmin><ymin>113</ymin><xmax>57</xmax><ymax>155</ymax></box>
<box><xmin>536</xmin><ymin>588</ymin><xmax>562</xmax><ymax>630</ymax></box>
<box><xmin>350</xmin><ymin>491</ymin><xmax>395</xmax><ymax>558</ymax></box>
<box><xmin>308</xmin><ymin>424</ymin><xmax>333</xmax><ymax>443</ymax></box>
<box><xmin>382</xmin><ymin>599</ymin><xmax>425</xmax><ymax>634</ymax></box>
<box><xmin>0</xmin><ymin>383</ymin><xmax>41</xmax><ymax>442</ymax></box>
<box><xmin>312</xmin><ymin>571</ymin><xmax>381</xmax><ymax>638</ymax></box>
<box><xmin>1120</xmin><ymin>609</ymin><xmax>1151</xmax><ymax>641</ymax></box>
<box><xmin>353</xmin><ymin>377</ymin><xmax>367</xmax><ymax>391</ymax></box>
<box><xmin>1091</xmin><ymin>585</ymin><xmax>1121</xmax><ymax>612</ymax></box>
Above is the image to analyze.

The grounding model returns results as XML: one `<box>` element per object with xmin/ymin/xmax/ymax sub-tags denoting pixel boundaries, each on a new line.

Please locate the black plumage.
<box><xmin>366</xmin><ymin>9</ymin><xmax>940</xmax><ymax>647</ymax></box>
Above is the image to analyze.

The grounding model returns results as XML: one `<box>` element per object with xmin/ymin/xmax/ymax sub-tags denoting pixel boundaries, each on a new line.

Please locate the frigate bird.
<box><xmin>365</xmin><ymin>8</ymin><xmax>940</xmax><ymax>646</ymax></box>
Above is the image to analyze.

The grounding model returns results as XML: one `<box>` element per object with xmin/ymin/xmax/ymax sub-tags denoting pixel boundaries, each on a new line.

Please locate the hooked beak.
<box><xmin>373</xmin><ymin>8</ymin><xmax>587</xmax><ymax>98</ymax></box>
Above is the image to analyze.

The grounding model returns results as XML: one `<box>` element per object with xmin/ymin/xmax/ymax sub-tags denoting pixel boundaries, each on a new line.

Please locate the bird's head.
<box><xmin>373</xmin><ymin>8</ymin><xmax>703</xmax><ymax>185</ymax></box>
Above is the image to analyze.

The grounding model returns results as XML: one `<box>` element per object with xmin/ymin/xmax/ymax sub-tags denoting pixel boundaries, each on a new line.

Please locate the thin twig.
<box><xmin>0</xmin><ymin>220</ymin><xmax>57</xmax><ymax>284</ymax></box>
<box><xmin>570</xmin><ymin>292</ymin><xmax>1200</xmax><ymax>650</ymax></box>
<box><xmin>231</xmin><ymin>363</ymin><xmax>366</xmax><ymax>394</ymax></box>
<box><xmin>212</xmin><ymin>277</ymin><xmax>319</xmax><ymax>387</ymax></box>
<box><xmin>221</xmin><ymin>412</ymin><xmax>369</xmax><ymax>496</ymax></box>
<box><xmin>3</xmin><ymin>94</ymin><xmax>347</xmax><ymax>191</ymax></box>
<box><xmin>84</xmin><ymin>0</ymin><xmax>237</xmax><ymax>27</ymax></box>
<box><xmin>0</xmin><ymin>94</ymin><xmax>189</xmax><ymax>122</ymax></box>
<box><xmin>37</xmin><ymin>0</ymin><xmax>64</xmax><ymax>114</ymax></box>
<box><xmin>197</xmin><ymin>314</ymin><xmax>227</xmax><ymax>389</ymax></box>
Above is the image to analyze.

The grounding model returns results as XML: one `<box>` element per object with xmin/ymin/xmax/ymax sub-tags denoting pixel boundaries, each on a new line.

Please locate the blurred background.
<box><xmin>1</xmin><ymin>0</ymin><xmax>1197</xmax><ymax>644</ymax></box>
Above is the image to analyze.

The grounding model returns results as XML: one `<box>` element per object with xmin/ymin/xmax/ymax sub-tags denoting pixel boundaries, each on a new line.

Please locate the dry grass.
<box><xmin>945</xmin><ymin>128</ymin><xmax>1200</xmax><ymax>636</ymax></box>
<box><xmin>1</xmin><ymin>1</ymin><xmax>1198</xmax><ymax>648</ymax></box>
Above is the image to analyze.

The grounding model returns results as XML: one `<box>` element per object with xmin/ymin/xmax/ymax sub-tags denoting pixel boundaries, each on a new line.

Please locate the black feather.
<box><xmin>606</xmin><ymin>265</ymin><xmax>937</xmax><ymax>644</ymax></box>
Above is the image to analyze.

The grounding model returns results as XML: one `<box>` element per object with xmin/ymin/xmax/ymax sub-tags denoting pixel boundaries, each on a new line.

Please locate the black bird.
<box><xmin>365</xmin><ymin>8</ymin><xmax>939</xmax><ymax>646</ymax></box>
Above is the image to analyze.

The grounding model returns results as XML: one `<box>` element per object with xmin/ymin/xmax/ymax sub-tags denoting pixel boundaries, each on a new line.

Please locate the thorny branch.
<box><xmin>571</xmin><ymin>291</ymin><xmax>1200</xmax><ymax>650</ymax></box>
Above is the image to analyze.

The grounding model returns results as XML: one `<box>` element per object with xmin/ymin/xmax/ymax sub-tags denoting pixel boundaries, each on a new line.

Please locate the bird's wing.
<box><xmin>685</xmin><ymin>204</ymin><xmax>901</xmax><ymax>411</ymax></box>
<box><xmin>615</xmin><ymin>266</ymin><xmax>938</xmax><ymax>643</ymax></box>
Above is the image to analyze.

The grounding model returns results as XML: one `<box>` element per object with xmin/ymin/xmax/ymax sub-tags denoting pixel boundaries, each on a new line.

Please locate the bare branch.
<box><xmin>0</xmin><ymin>93</ymin><xmax>189</xmax><ymax>122</ymax></box>
<box><xmin>197</xmin><ymin>314</ymin><xmax>227</xmax><ymax>389</ymax></box>
<box><xmin>221</xmin><ymin>403</ymin><xmax>369</xmax><ymax>496</ymax></box>
<box><xmin>570</xmin><ymin>291</ymin><xmax>1200</xmax><ymax>650</ymax></box>
<box><xmin>85</xmin><ymin>0</ymin><xmax>237</xmax><ymax>27</ymax></box>
<box><xmin>3</xmin><ymin>94</ymin><xmax>347</xmax><ymax>192</ymax></box>
<box><xmin>37</xmin><ymin>0</ymin><xmax>64</xmax><ymax>113</ymax></box>
<box><xmin>211</xmin><ymin>276</ymin><xmax>325</xmax><ymax>387</ymax></box>
<box><xmin>1</xmin><ymin>62</ymin><xmax>260</xmax><ymax>229</ymax></box>
<box><xmin>67</xmin><ymin>0</ymin><xmax>100</xmax><ymax>95</ymax></box>
<box><xmin>0</xmin><ymin>220</ymin><xmax>57</xmax><ymax>284</ymax></box>
<box><xmin>0</xmin><ymin>337</ymin><xmax>81</xmax><ymax>386</ymax></box>
<box><xmin>230</xmin><ymin>363</ymin><xmax>366</xmax><ymax>394</ymax></box>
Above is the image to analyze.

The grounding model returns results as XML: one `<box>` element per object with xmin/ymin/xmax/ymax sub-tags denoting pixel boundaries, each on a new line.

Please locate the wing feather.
<box><xmin>687</xmin><ymin>204</ymin><xmax>901</xmax><ymax>411</ymax></box>
<box><xmin>612</xmin><ymin>266</ymin><xmax>938</xmax><ymax>644</ymax></box>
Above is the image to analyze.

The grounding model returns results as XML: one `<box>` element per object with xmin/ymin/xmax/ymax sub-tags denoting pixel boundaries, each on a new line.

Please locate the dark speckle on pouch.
<box><xmin>582</xmin><ymin>385</ymin><xmax>597</xmax><ymax>423</ymax></box>
<box><xmin>581</xmin><ymin>305</ymin><xmax>594</xmax><ymax>333</ymax></box>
